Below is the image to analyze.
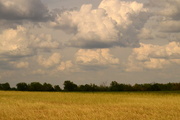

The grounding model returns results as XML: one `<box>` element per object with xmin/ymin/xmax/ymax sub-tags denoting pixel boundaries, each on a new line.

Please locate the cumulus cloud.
<box><xmin>30</xmin><ymin>33</ymin><xmax>60</xmax><ymax>51</ymax></box>
<box><xmin>139</xmin><ymin>0</ymin><xmax>180</xmax><ymax>42</ymax></box>
<box><xmin>37</xmin><ymin>53</ymin><xmax>62</xmax><ymax>68</ymax></box>
<box><xmin>0</xmin><ymin>0</ymin><xmax>51</xmax><ymax>21</ymax></box>
<box><xmin>0</xmin><ymin>26</ymin><xmax>61</xmax><ymax>71</ymax></box>
<box><xmin>126</xmin><ymin>42</ymin><xmax>180</xmax><ymax>71</ymax></box>
<box><xmin>159</xmin><ymin>20</ymin><xmax>180</xmax><ymax>33</ymax></box>
<box><xmin>36</xmin><ymin>52</ymin><xmax>74</xmax><ymax>72</ymax></box>
<box><xmin>57</xmin><ymin>61</ymin><xmax>73</xmax><ymax>71</ymax></box>
<box><xmin>75</xmin><ymin>49</ymin><xmax>119</xmax><ymax>66</ymax></box>
<box><xmin>51</xmin><ymin>0</ymin><xmax>148</xmax><ymax>48</ymax></box>
<box><xmin>0</xmin><ymin>26</ymin><xmax>61</xmax><ymax>58</ymax></box>
<box><xmin>0</xmin><ymin>58</ymin><xmax>29</xmax><ymax>70</ymax></box>
<box><xmin>10</xmin><ymin>61</ymin><xmax>29</xmax><ymax>69</ymax></box>
<box><xmin>0</xmin><ymin>26</ymin><xmax>33</xmax><ymax>57</ymax></box>
<box><xmin>138</xmin><ymin>18</ymin><xmax>180</xmax><ymax>43</ymax></box>
<box><xmin>138</xmin><ymin>28</ymin><xmax>154</xmax><ymax>40</ymax></box>
<box><xmin>146</xmin><ymin>0</ymin><xmax>180</xmax><ymax>20</ymax></box>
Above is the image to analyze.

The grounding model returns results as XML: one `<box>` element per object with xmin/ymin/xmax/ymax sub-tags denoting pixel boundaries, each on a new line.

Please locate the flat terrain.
<box><xmin>0</xmin><ymin>91</ymin><xmax>180</xmax><ymax>120</ymax></box>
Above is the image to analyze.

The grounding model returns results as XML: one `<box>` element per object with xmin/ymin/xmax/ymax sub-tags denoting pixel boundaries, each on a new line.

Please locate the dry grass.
<box><xmin>0</xmin><ymin>91</ymin><xmax>180</xmax><ymax>120</ymax></box>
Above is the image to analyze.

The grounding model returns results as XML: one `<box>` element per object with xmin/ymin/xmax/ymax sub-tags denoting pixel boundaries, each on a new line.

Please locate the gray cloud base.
<box><xmin>0</xmin><ymin>0</ymin><xmax>52</xmax><ymax>22</ymax></box>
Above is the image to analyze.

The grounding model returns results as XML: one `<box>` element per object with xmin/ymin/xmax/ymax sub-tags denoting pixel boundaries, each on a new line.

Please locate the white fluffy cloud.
<box><xmin>57</xmin><ymin>61</ymin><xmax>73</xmax><ymax>71</ymax></box>
<box><xmin>75</xmin><ymin>49</ymin><xmax>119</xmax><ymax>66</ymax></box>
<box><xmin>0</xmin><ymin>26</ymin><xmax>33</xmax><ymax>57</ymax></box>
<box><xmin>126</xmin><ymin>42</ymin><xmax>180</xmax><ymax>71</ymax></box>
<box><xmin>51</xmin><ymin>0</ymin><xmax>148</xmax><ymax>48</ymax></box>
<box><xmin>30</xmin><ymin>33</ymin><xmax>60</xmax><ymax>50</ymax></box>
<box><xmin>0</xmin><ymin>26</ymin><xmax>60</xmax><ymax>58</ymax></box>
<box><xmin>99</xmin><ymin>0</ymin><xmax>145</xmax><ymax>26</ymax></box>
<box><xmin>0</xmin><ymin>25</ymin><xmax>61</xmax><ymax>71</ymax></box>
<box><xmin>37</xmin><ymin>53</ymin><xmax>62</xmax><ymax>68</ymax></box>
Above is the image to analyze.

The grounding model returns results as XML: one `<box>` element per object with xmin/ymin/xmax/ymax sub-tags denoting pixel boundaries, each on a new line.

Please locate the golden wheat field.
<box><xmin>0</xmin><ymin>91</ymin><xmax>180</xmax><ymax>120</ymax></box>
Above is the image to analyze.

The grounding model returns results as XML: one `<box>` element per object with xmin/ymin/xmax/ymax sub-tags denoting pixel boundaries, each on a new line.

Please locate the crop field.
<box><xmin>0</xmin><ymin>91</ymin><xmax>180</xmax><ymax>120</ymax></box>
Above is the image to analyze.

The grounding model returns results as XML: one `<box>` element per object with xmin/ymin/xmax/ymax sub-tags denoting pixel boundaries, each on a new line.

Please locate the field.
<box><xmin>0</xmin><ymin>91</ymin><xmax>180</xmax><ymax>120</ymax></box>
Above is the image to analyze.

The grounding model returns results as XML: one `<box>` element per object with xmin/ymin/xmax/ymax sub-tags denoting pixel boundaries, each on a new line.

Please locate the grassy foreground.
<box><xmin>0</xmin><ymin>91</ymin><xmax>180</xmax><ymax>120</ymax></box>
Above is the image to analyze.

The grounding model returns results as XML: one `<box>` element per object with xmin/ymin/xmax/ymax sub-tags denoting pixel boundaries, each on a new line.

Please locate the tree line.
<box><xmin>0</xmin><ymin>81</ymin><xmax>180</xmax><ymax>92</ymax></box>
<box><xmin>0</xmin><ymin>82</ymin><xmax>61</xmax><ymax>91</ymax></box>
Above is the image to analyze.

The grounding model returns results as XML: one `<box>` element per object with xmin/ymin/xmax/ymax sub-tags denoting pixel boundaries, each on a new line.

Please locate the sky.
<box><xmin>0</xmin><ymin>0</ymin><xmax>180</xmax><ymax>87</ymax></box>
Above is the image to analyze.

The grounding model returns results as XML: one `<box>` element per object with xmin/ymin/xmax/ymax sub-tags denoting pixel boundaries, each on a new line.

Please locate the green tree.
<box><xmin>54</xmin><ymin>85</ymin><xmax>62</xmax><ymax>91</ymax></box>
<box><xmin>149</xmin><ymin>83</ymin><xmax>161</xmax><ymax>91</ymax></box>
<box><xmin>28</xmin><ymin>82</ymin><xmax>43</xmax><ymax>91</ymax></box>
<box><xmin>78</xmin><ymin>84</ymin><xmax>98</xmax><ymax>91</ymax></box>
<box><xmin>43</xmin><ymin>83</ymin><xmax>54</xmax><ymax>91</ymax></box>
<box><xmin>133</xmin><ymin>84</ymin><xmax>144</xmax><ymax>91</ymax></box>
<box><xmin>0</xmin><ymin>83</ymin><xmax>11</xmax><ymax>90</ymax></box>
<box><xmin>16</xmin><ymin>82</ymin><xmax>28</xmax><ymax>91</ymax></box>
<box><xmin>110</xmin><ymin>81</ymin><xmax>119</xmax><ymax>91</ymax></box>
<box><xmin>63</xmin><ymin>80</ymin><xmax>78</xmax><ymax>91</ymax></box>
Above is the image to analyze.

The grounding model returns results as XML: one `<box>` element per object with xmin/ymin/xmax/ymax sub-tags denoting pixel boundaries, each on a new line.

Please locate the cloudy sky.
<box><xmin>0</xmin><ymin>0</ymin><xmax>179</xmax><ymax>87</ymax></box>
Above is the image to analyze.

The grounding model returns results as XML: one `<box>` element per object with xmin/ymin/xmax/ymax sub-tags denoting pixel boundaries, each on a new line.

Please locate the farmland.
<box><xmin>0</xmin><ymin>91</ymin><xmax>180</xmax><ymax>120</ymax></box>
